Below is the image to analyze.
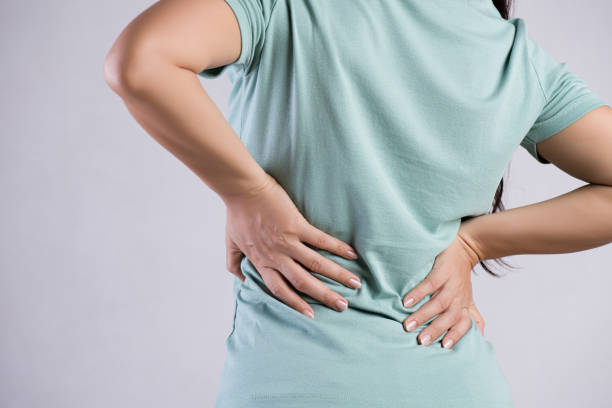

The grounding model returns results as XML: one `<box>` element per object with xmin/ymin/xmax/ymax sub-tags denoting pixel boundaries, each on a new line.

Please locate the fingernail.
<box><xmin>443</xmin><ymin>338</ymin><xmax>454</xmax><ymax>348</ymax></box>
<box><xmin>420</xmin><ymin>334</ymin><xmax>432</xmax><ymax>346</ymax></box>
<box><xmin>348</xmin><ymin>278</ymin><xmax>361</xmax><ymax>289</ymax></box>
<box><xmin>336</xmin><ymin>298</ymin><xmax>348</xmax><ymax>310</ymax></box>
<box><xmin>404</xmin><ymin>320</ymin><xmax>417</xmax><ymax>331</ymax></box>
<box><xmin>347</xmin><ymin>249</ymin><xmax>358</xmax><ymax>259</ymax></box>
<box><xmin>403</xmin><ymin>297</ymin><xmax>414</xmax><ymax>307</ymax></box>
<box><xmin>303</xmin><ymin>309</ymin><xmax>314</xmax><ymax>319</ymax></box>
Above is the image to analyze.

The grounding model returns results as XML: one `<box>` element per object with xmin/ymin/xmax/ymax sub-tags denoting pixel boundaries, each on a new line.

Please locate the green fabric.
<box><xmin>199</xmin><ymin>1</ymin><xmax>608</xmax><ymax>406</ymax></box>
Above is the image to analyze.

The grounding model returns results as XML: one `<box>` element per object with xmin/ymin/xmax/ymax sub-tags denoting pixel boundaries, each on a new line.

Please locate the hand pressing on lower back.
<box><xmin>401</xmin><ymin>229</ymin><xmax>485</xmax><ymax>349</ymax></box>
<box><xmin>103</xmin><ymin>0</ymin><xmax>361</xmax><ymax>321</ymax></box>
<box><xmin>223</xmin><ymin>173</ymin><xmax>362</xmax><ymax>319</ymax></box>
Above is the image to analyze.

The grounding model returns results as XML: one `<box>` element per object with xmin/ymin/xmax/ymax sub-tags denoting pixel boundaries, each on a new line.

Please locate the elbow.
<box><xmin>103</xmin><ymin>47</ymin><xmax>131</xmax><ymax>96</ymax></box>
<box><xmin>103</xmin><ymin>37</ymin><xmax>156</xmax><ymax>97</ymax></box>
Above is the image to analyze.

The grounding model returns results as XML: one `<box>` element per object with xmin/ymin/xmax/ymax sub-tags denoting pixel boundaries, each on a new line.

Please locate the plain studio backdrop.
<box><xmin>1</xmin><ymin>1</ymin><xmax>611</xmax><ymax>407</ymax></box>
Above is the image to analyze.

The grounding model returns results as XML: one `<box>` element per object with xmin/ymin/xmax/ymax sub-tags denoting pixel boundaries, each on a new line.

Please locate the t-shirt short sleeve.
<box><xmin>197</xmin><ymin>0</ymin><xmax>277</xmax><ymax>79</ymax></box>
<box><xmin>521</xmin><ymin>36</ymin><xmax>608</xmax><ymax>164</ymax></box>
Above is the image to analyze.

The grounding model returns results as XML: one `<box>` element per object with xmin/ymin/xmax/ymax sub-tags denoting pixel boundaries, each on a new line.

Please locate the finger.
<box><xmin>298</xmin><ymin>221</ymin><xmax>358</xmax><ymax>260</ymax></box>
<box><xmin>416</xmin><ymin>306</ymin><xmax>462</xmax><ymax>347</ymax></box>
<box><xmin>258</xmin><ymin>265</ymin><xmax>315</xmax><ymax>319</ymax></box>
<box><xmin>402</xmin><ymin>267</ymin><xmax>447</xmax><ymax>308</ymax></box>
<box><xmin>468</xmin><ymin>304</ymin><xmax>486</xmax><ymax>336</ymax></box>
<box><xmin>286</xmin><ymin>241</ymin><xmax>362</xmax><ymax>289</ymax></box>
<box><xmin>440</xmin><ymin>309</ymin><xmax>473</xmax><ymax>349</ymax></box>
<box><xmin>403</xmin><ymin>288</ymin><xmax>451</xmax><ymax>332</ymax></box>
<box><xmin>276</xmin><ymin>254</ymin><xmax>350</xmax><ymax>312</ymax></box>
<box><xmin>225</xmin><ymin>233</ymin><xmax>245</xmax><ymax>282</ymax></box>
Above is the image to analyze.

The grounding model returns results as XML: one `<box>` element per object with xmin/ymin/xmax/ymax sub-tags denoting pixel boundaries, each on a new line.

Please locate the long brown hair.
<box><xmin>460</xmin><ymin>0</ymin><xmax>515</xmax><ymax>277</ymax></box>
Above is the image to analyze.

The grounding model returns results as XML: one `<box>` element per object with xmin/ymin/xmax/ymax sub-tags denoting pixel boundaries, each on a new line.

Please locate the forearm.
<box><xmin>460</xmin><ymin>183</ymin><xmax>612</xmax><ymax>261</ymax></box>
<box><xmin>105</xmin><ymin>55</ymin><xmax>269</xmax><ymax>203</ymax></box>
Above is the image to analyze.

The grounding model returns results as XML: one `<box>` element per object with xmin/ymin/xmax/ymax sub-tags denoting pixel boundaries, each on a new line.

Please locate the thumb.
<box><xmin>225</xmin><ymin>232</ymin><xmax>245</xmax><ymax>282</ymax></box>
<box><xmin>468</xmin><ymin>304</ymin><xmax>485</xmax><ymax>336</ymax></box>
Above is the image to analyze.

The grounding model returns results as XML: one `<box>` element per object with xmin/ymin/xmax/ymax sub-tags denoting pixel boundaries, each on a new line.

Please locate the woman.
<box><xmin>104</xmin><ymin>0</ymin><xmax>612</xmax><ymax>406</ymax></box>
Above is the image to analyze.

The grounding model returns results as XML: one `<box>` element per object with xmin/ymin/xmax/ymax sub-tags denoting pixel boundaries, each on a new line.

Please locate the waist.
<box><xmin>218</xmin><ymin>273</ymin><xmax>513</xmax><ymax>407</ymax></box>
<box><xmin>239</xmin><ymin>251</ymin><xmax>439</xmax><ymax>326</ymax></box>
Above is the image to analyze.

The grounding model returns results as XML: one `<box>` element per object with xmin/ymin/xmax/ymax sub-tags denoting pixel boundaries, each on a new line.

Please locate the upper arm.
<box><xmin>105</xmin><ymin>0</ymin><xmax>273</xmax><ymax>85</ymax></box>
<box><xmin>535</xmin><ymin>105</ymin><xmax>612</xmax><ymax>186</ymax></box>
<box><xmin>520</xmin><ymin>35</ymin><xmax>611</xmax><ymax>185</ymax></box>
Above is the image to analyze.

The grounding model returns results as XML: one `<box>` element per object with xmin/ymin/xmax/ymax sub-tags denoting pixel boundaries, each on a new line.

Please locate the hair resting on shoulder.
<box><xmin>460</xmin><ymin>0</ymin><xmax>515</xmax><ymax>277</ymax></box>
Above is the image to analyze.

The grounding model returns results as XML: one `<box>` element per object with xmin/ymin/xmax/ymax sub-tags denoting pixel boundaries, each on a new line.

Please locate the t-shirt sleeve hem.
<box><xmin>197</xmin><ymin>0</ymin><xmax>253</xmax><ymax>79</ymax></box>
<box><xmin>521</xmin><ymin>95</ymin><xmax>609</xmax><ymax>164</ymax></box>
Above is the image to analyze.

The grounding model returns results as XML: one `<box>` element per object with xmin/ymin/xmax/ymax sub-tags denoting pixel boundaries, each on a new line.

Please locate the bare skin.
<box><xmin>223</xmin><ymin>173</ymin><xmax>364</xmax><ymax>317</ymax></box>
<box><xmin>404</xmin><ymin>105</ymin><xmax>612</xmax><ymax>348</ymax></box>
<box><xmin>104</xmin><ymin>0</ymin><xmax>612</xmax><ymax>348</ymax></box>
<box><xmin>104</xmin><ymin>0</ymin><xmax>362</xmax><ymax>319</ymax></box>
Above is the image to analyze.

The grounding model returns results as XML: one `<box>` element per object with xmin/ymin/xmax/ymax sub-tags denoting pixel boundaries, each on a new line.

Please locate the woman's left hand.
<box><xmin>401</xmin><ymin>228</ymin><xmax>484</xmax><ymax>349</ymax></box>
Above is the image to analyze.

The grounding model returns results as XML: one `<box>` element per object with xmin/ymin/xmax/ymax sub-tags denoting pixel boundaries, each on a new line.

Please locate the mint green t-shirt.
<box><xmin>199</xmin><ymin>1</ymin><xmax>608</xmax><ymax>406</ymax></box>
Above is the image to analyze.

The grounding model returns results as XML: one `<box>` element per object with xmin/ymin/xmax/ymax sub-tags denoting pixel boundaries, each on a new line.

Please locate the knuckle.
<box><xmin>314</xmin><ymin>233</ymin><xmax>327</xmax><ymax>248</ymax></box>
<box><xmin>292</xmin><ymin>212</ymin><xmax>307</xmax><ymax>227</ymax></box>
<box><xmin>431</xmin><ymin>295</ymin><xmax>448</xmax><ymax>311</ymax></box>
<box><xmin>309</xmin><ymin>258</ymin><xmax>323</xmax><ymax>273</ymax></box>
<box><xmin>427</xmin><ymin>317</ymin><xmax>445</xmax><ymax>332</ymax></box>
<box><xmin>428</xmin><ymin>275</ymin><xmax>444</xmax><ymax>289</ymax></box>
<box><xmin>469</xmin><ymin>312</ymin><xmax>485</xmax><ymax>328</ymax></box>
<box><xmin>443</xmin><ymin>309</ymin><xmax>460</xmax><ymax>324</ymax></box>
<box><xmin>248</xmin><ymin>250</ymin><xmax>262</xmax><ymax>265</ymax></box>
<box><xmin>268</xmin><ymin>282</ymin><xmax>282</xmax><ymax>296</ymax></box>
<box><xmin>422</xmin><ymin>279</ymin><xmax>436</xmax><ymax>294</ymax></box>
<box><xmin>443</xmin><ymin>297</ymin><xmax>456</xmax><ymax>311</ymax></box>
<box><xmin>287</xmin><ymin>217</ymin><xmax>304</xmax><ymax>236</ymax></box>
<box><xmin>451</xmin><ymin>304</ymin><xmax>465</xmax><ymax>319</ymax></box>
<box><xmin>446</xmin><ymin>329</ymin><xmax>457</xmax><ymax>339</ymax></box>
<box><xmin>472</xmin><ymin>316</ymin><xmax>484</xmax><ymax>329</ymax></box>
<box><xmin>271</xmin><ymin>232</ymin><xmax>290</xmax><ymax>249</ymax></box>
<box><xmin>413</xmin><ymin>288</ymin><xmax>426</xmax><ymax>300</ymax></box>
<box><xmin>451</xmin><ymin>324</ymin><xmax>467</xmax><ymax>337</ymax></box>
<box><xmin>269</xmin><ymin>259</ymin><xmax>282</xmax><ymax>275</ymax></box>
<box><xmin>292</xmin><ymin>275</ymin><xmax>307</xmax><ymax>292</ymax></box>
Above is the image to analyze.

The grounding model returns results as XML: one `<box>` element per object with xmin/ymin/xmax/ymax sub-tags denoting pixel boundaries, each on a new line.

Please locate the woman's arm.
<box><xmin>104</xmin><ymin>0</ymin><xmax>265</xmax><ymax>199</ymax></box>
<box><xmin>103</xmin><ymin>0</ymin><xmax>363</xmax><ymax>318</ymax></box>
<box><xmin>402</xmin><ymin>105</ymin><xmax>612</xmax><ymax>349</ymax></box>
<box><xmin>460</xmin><ymin>105</ymin><xmax>612</xmax><ymax>260</ymax></box>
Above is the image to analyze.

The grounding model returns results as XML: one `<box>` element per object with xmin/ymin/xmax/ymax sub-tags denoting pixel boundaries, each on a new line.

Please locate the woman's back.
<box><xmin>199</xmin><ymin>1</ymin><xmax>606</xmax><ymax>406</ymax></box>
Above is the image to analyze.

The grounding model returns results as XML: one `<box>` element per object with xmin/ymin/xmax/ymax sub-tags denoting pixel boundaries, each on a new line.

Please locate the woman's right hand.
<box><xmin>223</xmin><ymin>173</ymin><xmax>362</xmax><ymax>319</ymax></box>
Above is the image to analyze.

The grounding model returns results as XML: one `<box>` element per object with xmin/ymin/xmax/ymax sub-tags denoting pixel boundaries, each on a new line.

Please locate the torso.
<box><xmin>209</xmin><ymin>1</ymin><xmax>545</xmax><ymax>406</ymax></box>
